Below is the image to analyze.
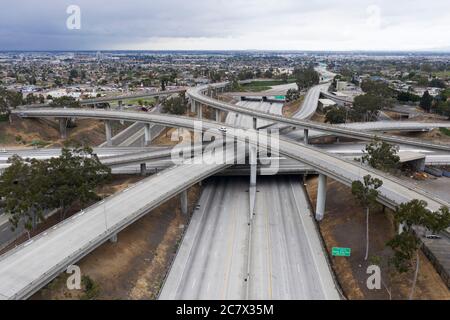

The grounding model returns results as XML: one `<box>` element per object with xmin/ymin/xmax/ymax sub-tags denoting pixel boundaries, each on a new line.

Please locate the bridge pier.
<box><xmin>253</xmin><ymin>117</ymin><xmax>257</xmax><ymax>130</ymax></box>
<box><xmin>180</xmin><ymin>190</ymin><xmax>188</xmax><ymax>215</ymax></box>
<box><xmin>105</xmin><ymin>120</ymin><xmax>113</xmax><ymax>147</ymax></box>
<box><xmin>315</xmin><ymin>174</ymin><xmax>327</xmax><ymax>221</ymax></box>
<box><xmin>144</xmin><ymin>123</ymin><xmax>151</xmax><ymax>146</ymax></box>
<box><xmin>304</xmin><ymin>129</ymin><xmax>309</xmax><ymax>145</ymax></box>
<box><xmin>110</xmin><ymin>233</ymin><xmax>118</xmax><ymax>243</ymax></box>
<box><xmin>250</xmin><ymin>146</ymin><xmax>257</xmax><ymax>187</ymax></box>
<box><xmin>191</xmin><ymin>99</ymin><xmax>196</xmax><ymax>113</ymax></box>
<box><xmin>215</xmin><ymin>109</ymin><xmax>221</xmax><ymax>122</ymax></box>
<box><xmin>59</xmin><ymin>118</ymin><xmax>67</xmax><ymax>139</ymax></box>
<box><xmin>118</xmin><ymin>100</ymin><xmax>124</xmax><ymax>125</ymax></box>
<box><xmin>197</xmin><ymin>104</ymin><xmax>203</xmax><ymax>119</ymax></box>
<box><xmin>140</xmin><ymin>163</ymin><xmax>147</xmax><ymax>176</ymax></box>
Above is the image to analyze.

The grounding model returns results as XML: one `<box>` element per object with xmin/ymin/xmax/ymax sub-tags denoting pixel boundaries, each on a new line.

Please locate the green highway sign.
<box><xmin>332</xmin><ymin>247</ymin><xmax>351</xmax><ymax>257</ymax></box>
<box><xmin>274</xmin><ymin>95</ymin><xmax>285</xmax><ymax>100</ymax></box>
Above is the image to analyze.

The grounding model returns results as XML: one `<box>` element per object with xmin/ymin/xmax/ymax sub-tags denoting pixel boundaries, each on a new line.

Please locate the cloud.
<box><xmin>0</xmin><ymin>0</ymin><xmax>449</xmax><ymax>50</ymax></box>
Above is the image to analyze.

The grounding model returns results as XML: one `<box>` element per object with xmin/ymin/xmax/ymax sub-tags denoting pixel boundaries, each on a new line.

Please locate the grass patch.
<box><xmin>241</xmin><ymin>79</ymin><xmax>296</xmax><ymax>92</ymax></box>
<box><xmin>439</xmin><ymin>127</ymin><xmax>450</xmax><ymax>136</ymax></box>
<box><xmin>80</xmin><ymin>275</ymin><xmax>100</xmax><ymax>300</ymax></box>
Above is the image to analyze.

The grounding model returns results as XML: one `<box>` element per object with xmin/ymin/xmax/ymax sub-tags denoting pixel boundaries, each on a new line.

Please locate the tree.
<box><xmin>325</xmin><ymin>106</ymin><xmax>347</xmax><ymax>124</ymax></box>
<box><xmin>387</xmin><ymin>200</ymin><xmax>450</xmax><ymax>299</ymax></box>
<box><xmin>397</xmin><ymin>91</ymin><xmax>420</xmax><ymax>103</ymax></box>
<box><xmin>161</xmin><ymin>94</ymin><xmax>186</xmax><ymax>115</ymax></box>
<box><xmin>46</xmin><ymin>146</ymin><xmax>111</xmax><ymax>219</ymax></box>
<box><xmin>0</xmin><ymin>155</ymin><xmax>50</xmax><ymax>238</ymax></box>
<box><xmin>419</xmin><ymin>91</ymin><xmax>433</xmax><ymax>112</ymax></box>
<box><xmin>0</xmin><ymin>88</ymin><xmax>23</xmax><ymax>119</ymax></box>
<box><xmin>293</xmin><ymin>67</ymin><xmax>320</xmax><ymax>90</ymax></box>
<box><xmin>286</xmin><ymin>89</ymin><xmax>300</xmax><ymax>102</ymax></box>
<box><xmin>0</xmin><ymin>147</ymin><xmax>111</xmax><ymax>237</ymax></box>
<box><xmin>351</xmin><ymin>175</ymin><xmax>383</xmax><ymax>260</ymax></box>
<box><xmin>350</xmin><ymin>94</ymin><xmax>383</xmax><ymax>122</ymax></box>
<box><xmin>429</xmin><ymin>78</ymin><xmax>446</xmax><ymax>89</ymax></box>
<box><xmin>49</xmin><ymin>96</ymin><xmax>80</xmax><ymax>109</ymax></box>
<box><xmin>362</xmin><ymin>138</ymin><xmax>400</xmax><ymax>172</ymax></box>
<box><xmin>361</xmin><ymin>80</ymin><xmax>393</xmax><ymax>98</ymax></box>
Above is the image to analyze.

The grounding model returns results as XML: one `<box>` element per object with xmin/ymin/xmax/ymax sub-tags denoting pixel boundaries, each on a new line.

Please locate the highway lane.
<box><xmin>160</xmin><ymin>178</ymin><xmax>249</xmax><ymax>299</ymax></box>
<box><xmin>0</xmin><ymin>147</ymin><xmax>164</xmax><ymax>162</ymax></box>
<box><xmin>285</xmin><ymin>121</ymin><xmax>450</xmax><ymax>141</ymax></box>
<box><xmin>249</xmin><ymin>176</ymin><xmax>338</xmax><ymax>299</ymax></box>
<box><xmin>291</xmin><ymin>84</ymin><xmax>330</xmax><ymax>120</ymax></box>
<box><xmin>160</xmin><ymin>176</ymin><xmax>340</xmax><ymax>300</ymax></box>
<box><xmin>227</xmin><ymin>100</ymin><xmax>283</xmax><ymax>128</ymax></box>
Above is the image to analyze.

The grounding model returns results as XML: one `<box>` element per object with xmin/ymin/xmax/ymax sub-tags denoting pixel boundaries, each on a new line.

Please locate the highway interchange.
<box><xmin>0</xmin><ymin>73</ymin><xmax>449</xmax><ymax>299</ymax></box>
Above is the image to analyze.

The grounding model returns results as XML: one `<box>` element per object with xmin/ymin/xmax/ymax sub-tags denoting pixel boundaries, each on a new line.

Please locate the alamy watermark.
<box><xmin>66</xmin><ymin>264</ymin><xmax>81</xmax><ymax>290</ymax></box>
<box><xmin>66</xmin><ymin>5</ymin><xmax>81</xmax><ymax>30</ymax></box>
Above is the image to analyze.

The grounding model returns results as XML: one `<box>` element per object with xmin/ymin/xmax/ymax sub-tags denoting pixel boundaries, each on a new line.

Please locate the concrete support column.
<box><xmin>59</xmin><ymin>118</ymin><xmax>67</xmax><ymax>139</ymax></box>
<box><xmin>105</xmin><ymin>120</ymin><xmax>113</xmax><ymax>147</ymax></box>
<box><xmin>197</xmin><ymin>104</ymin><xmax>203</xmax><ymax>119</ymax></box>
<box><xmin>215</xmin><ymin>109</ymin><xmax>221</xmax><ymax>122</ymax></box>
<box><xmin>144</xmin><ymin>123</ymin><xmax>151</xmax><ymax>146</ymax></box>
<box><xmin>304</xmin><ymin>129</ymin><xmax>309</xmax><ymax>145</ymax></box>
<box><xmin>110</xmin><ymin>233</ymin><xmax>118</xmax><ymax>243</ymax></box>
<box><xmin>250</xmin><ymin>146</ymin><xmax>257</xmax><ymax>187</ymax></box>
<box><xmin>140</xmin><ymin>163</ymin><xmax>147</xmax><ymax>176</ymax></box>
<box><xmin>191</xmin><ymin>99</ymin><xmax>196</xmax><ymax>113</ymax></box>
<box><xmin>180</xmin><ymin>190</ymin><xmax>188</xmax><ymax>215</ymax></box>
<box><xmin>253</xmin><ymin>117</ymin><xmax>257</xmax><ymax>130</ymax></box>
<box><xmin>315</xmin><ymin>174</ymin><xmax>327</xmax><ymax>221</ymax></box>
<box><xmin>118</xmin><ymin>100</ymin><xmax>124</xmax><ymax>125</ymax></box>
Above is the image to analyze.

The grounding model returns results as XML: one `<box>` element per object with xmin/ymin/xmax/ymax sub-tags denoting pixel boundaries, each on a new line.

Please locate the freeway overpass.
<box><xmin>17</xmin><ymin>88</ymin><xmax>187</xmax><ymax>109</ymax></box>
<box><xmin>12</xmin><ymin>108</ymin><xmax>449</xmax><ymax>212</ymax></box>
<box><xmin>188</xmin><ymin>84</ymin><xmax>450</xmax><ymax>152</ymax></box>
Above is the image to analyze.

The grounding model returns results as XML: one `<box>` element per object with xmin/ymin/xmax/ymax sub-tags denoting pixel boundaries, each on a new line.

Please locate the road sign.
<box><xmin>274</xmin><ymin>95</ymin><xmax>285</xmax><ymax>100</ymax></box>
<box><xmin>332</xmin><ymin>247</ymin><xmax>351</xmax><ymax>257</ymax></box>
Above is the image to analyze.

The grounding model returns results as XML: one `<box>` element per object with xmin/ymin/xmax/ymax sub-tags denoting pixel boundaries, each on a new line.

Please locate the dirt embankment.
<box><xmin>32</xmin><ymin>183</ymin><xmax>202</xmax><ymax>300</ymax></box>
<box><xmin>0</xmin><ymin>115</ymin><xmax>113</xmax><ymax>148</ymax></box>
<box><xmin>306</xmin><ymin>176</ymin><xmax>450</xmax><ymax>300</ymax></box>
<box><xmin>282</xmin><ymin>97</ymin><xmax>304</xmax><ymax>118</ymax></box>
<box><xmin>391</xmin><ymin>128</ymin><xmax>450</xmax><ymax>145</ymax></box>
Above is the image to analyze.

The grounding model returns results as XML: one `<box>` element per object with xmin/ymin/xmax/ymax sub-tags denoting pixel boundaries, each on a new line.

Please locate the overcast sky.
<box><xmin>1</xmin><ymin>0</ymin><xmax>449</xmax><ymax>51</ymax></box>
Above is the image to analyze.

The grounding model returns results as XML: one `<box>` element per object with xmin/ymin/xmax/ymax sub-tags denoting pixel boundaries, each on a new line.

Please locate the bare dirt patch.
<box><xmin>0</xmin><ymin>115</ymin><xmax>111</xmax><ymax>148</ymax></box>
<box><xmin>306</xmin><ymin>176</ymin><xmax>450</xmax><ymax>300</ymax></box>
<box><xmin>391</xmin><ymin>128</ymin><xmax>450</xmax><ymax>145</ymax></box>
<box><xmin>282</xmin><ymin>97</ymin><xmax>304</xmax><ymax>118</ymax></box>
<box><xmin>32</xmin><ymin>184</ymin><xmax>201</xmax><ymax>300</ymax></box>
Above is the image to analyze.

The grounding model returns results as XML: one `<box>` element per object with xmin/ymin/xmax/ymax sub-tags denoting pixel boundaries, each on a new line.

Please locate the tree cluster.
<box><xmin>0</xmin><ymin>87</ymin><xmax>23</xmax><ymax>115</ymax></box>
<box><xmin>0</xmin><ymin>147</ymin><xmax>111</xmax><ymax>236</ymax></box>
<box><xmin>325</xmin><ymin>106</ymin><xmax>347</xmax><ymax>124</ymax></box>
<box><xmin>49</xmin><ymin>96</ymin><xmax>81</xmax><ymax>109</ymax></box>
<box><xmin>361</xmin><ymin>138</ymin><xmax>400</xmax><ymax>173</ymax></box>
<box><xmin>161</xmin><ymin>93</ymin><xmax>187</xmax><ymax>115</ymax></box>
<box><xmin>293</xmin><ymin>67</ymin><xmax>320</xmax><ymax>90</ymax></box>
